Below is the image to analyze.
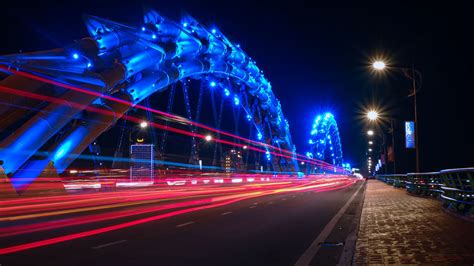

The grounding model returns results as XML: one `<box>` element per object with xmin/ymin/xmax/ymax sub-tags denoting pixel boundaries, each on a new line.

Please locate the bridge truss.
<box><xmin>0</xmin><ymin>9</ymin><xmax>309</xmax><ymax>191</ymax></box>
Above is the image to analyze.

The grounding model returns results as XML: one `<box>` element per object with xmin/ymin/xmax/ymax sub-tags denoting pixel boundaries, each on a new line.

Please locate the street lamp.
<box><xmin>364</xmin><ymin>109</ymin><xmax>397</xmax><ymax>174</ymax></box>
<box><xmin>367</xmin><ymin>110</ymin><xmax>379</xmax><ymax>121</ymax></box>
<box><xmin>368</xmin><ymin>148</ymin><xmax>372</xmax><ymax>152</ymax></box>
<box><xmin>204</xmin><ymin>135</ymin><xmax>213</xmax><ymax>142</ymax></box>
<box><xmin>130</xmin><ymin>121</ymin><xmax>149</xmax><ymax>144</ymax></box>
<box><xmin>367</xmin><ymin>130</ymin><xmax>374</xmax><ymax>136</ymax></box>
<box><xmin>372</xmin><ymin>61</ymin><xmax>386</xmax><ymax>70</ymax></box>
<box><xmin>371</xmin><ymin>59</ymin><xmax>422</xmax><ymax>172</ymax></box>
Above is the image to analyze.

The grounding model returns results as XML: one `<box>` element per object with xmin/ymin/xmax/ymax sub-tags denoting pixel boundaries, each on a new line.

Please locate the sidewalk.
<box><xmin>354</xmin><ymin>180</ymin><xmax>474</xmax><ymax>265</ymax></box>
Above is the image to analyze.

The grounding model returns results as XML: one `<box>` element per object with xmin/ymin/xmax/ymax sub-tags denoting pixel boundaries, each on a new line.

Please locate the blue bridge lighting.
<box><xmin>0</xmin><ymin>8</ymin><xmax>301</xmax><ymax>189</ymax></box>
<box><xmin>233</xmin><ymin>95</ymin><xmax>240</xmax><ymax>106</ymax></box>
<box><xmin>224</xmin><ymin>88</ymin><xmax>230</xmax><ymax>96</ymax></box>
<box><xmin>306</xmin><ymin>112</ymin><xmax>343</xmax><ymax>167</ymax></box>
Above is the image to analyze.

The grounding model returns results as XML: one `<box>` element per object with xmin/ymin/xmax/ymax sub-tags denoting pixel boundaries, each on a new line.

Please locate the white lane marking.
<box><xmin>221</xmin><ymin>211</ymin><xmax>233</xmax><ymax>215</ymax></box>
<box><xmin>295</xmin><ymin>183</ymin><xmax>363</xmax><ymax>266</ymax></box>
<box><xmin>249</xmin><ymin>205</ymin><xmax>257</xmax><ymax>209</ymax></box>
<box><xmin>176</xmin><ymin>221</ymin><xmax>195</xmax><ymax>228</ymax></box>
<box><xmin>92</xmin><ymin>240</ymin><xmax>127</xmax><ymax>250</ymax></box>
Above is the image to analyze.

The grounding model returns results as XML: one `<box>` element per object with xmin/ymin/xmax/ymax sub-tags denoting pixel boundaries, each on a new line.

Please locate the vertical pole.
<box><xmin>390</xmin><ymin>119</ymin><xmax>397</xmax><ymax>174</ymax></box>
<box><xmin>382</xmin><ymin>133</ymin><xmax>387</xmax><ymax>174</ymax></box>
<box><xmin>412</xmin><ymin>66</ymin><xmax>420</xmax><ymax>172</ymax></box>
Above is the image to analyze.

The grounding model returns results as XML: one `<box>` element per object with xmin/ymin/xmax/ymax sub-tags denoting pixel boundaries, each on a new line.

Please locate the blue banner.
<box><xmin>405</xmin><ymin>121</ymin><xmax>415</xmax><ymax>148</ymax></box>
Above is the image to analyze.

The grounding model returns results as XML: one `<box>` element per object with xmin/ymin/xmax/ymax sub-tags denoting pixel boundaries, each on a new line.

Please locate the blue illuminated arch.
<box><xmin>306</xmin><ymin>113</ymin><xmax>343</xmax><ymax>166</ymax></box>
<box><xmin>0</xmin><ymin>8</ymin><xmax>298</xmax><ymax>176</ymax></box>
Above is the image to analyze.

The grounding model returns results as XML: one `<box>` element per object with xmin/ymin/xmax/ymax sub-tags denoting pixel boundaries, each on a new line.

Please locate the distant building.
<box><xmin>222</xmin><ymin>149</ymin><xmax>244</xmax><ymax>173</ymax></box>
<box><xmin>130</xmin><ymin>144</ymin><xmax>154</xmax><ymax>181</ymax></box>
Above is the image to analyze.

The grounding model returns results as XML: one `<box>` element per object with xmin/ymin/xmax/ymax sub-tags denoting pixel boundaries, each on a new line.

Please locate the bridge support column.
<box><xmin>0</xmin><ymin>161</ymin><xmax>17</xmax><ymax>198</ymax></box>
<box><xmin>0</xmin><ymin>64</ymin><xmax>125</xmax><ymax>175</ymax></box>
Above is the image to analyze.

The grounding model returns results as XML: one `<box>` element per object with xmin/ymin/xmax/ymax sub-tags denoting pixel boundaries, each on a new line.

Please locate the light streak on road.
<box><xmin>0</xmin><ymin>176</ymin><xmax>358</xmax><ymax>255</ymax></box>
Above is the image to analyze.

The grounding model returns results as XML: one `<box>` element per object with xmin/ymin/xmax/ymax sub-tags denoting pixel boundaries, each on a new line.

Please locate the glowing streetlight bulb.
<box><xmin>368</xmin><ymin>148</ymin><xmax>373</xmax><ymax>152</ymax></box>
<box><xmin>369</xmin><ymin>141</ymin><xmax>373</xmax><ymax>145</ymax></box>
<box><xmin>367</xmin><ymin>130</ymin><xmax>374</xmax><ymax>136</ymax></box>
<box><xmin>205</xmin><ymin>135</ymin><xmax>213</xmax><ymax>142</ymax></box>
<box><xmin>367</xmin><ymin>110</ymin><xmax>379</xmax><ymax>121</ymax></box>
<box><xmin>372</xmin><ymin>61</ymin><xmax>386</xmax><ymax>70</ymax></box>
<box><xmin>139</xmin><ymin>121</ymin><xmax>148</xmax><ymax>128</ymax></box>
<box><xmin>243</xmin><ymin>145</ymin><xmax>248</xmax><ymax>149</ymax></box>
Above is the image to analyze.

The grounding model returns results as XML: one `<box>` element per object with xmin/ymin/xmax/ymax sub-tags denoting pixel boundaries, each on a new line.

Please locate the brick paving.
<box><xmin>354</xmin><ymin>180</ymin><xmax>474</xmax><ymax>265</ymax></box>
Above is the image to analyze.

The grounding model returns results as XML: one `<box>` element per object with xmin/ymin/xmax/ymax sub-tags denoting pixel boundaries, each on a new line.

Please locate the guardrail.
<box><xmin>406</xmin><ymin>172</ymin><xmax>443</xmax><ymax>197</ymax></box>
<box><xmin>377</xmin><ymin>167</ymin><xmax>474</xmax><ymax>217</ymax></box>
<box><xmin>376</xmin><ymin>174</ymin><xmax>407</xmax><ymax>188</ymax></box>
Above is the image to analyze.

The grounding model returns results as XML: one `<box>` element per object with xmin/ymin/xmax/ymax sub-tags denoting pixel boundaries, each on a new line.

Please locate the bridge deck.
<box><xmin>355</xmin><ymin>180</ymin><xmax>474</xmax><ymax>264</ymax></box>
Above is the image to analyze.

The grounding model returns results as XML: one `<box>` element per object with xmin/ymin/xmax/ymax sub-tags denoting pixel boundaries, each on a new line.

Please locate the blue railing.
<box><xmin>377</xmin><ymin>167</ymin><xmax>474</xmax><ymax>216</ymax></box>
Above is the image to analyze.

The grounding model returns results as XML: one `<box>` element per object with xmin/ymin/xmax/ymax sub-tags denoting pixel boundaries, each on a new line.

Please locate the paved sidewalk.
<box><xmin>354</xmin><ymin>180</ymin><xmax>474</xmax><ymax>265</ymax></box>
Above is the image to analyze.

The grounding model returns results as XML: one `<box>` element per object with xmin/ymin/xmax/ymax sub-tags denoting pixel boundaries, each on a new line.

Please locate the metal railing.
<box><xmin>377</xmin><ymin>167</ymin><xmax>474</xmax><ymax>216</ymax></box>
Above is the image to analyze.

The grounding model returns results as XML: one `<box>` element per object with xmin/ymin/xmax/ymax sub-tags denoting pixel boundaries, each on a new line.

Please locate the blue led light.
<box><xmin>87</xmin><ymin>62</ymin><xmax>92</xmax><ymax>68</ymax></box>
<box><xmin>265</xmin><ymin>150</ymin><xmax>271</xmax><ymax>161</ymax></box>
<box><xmin>211</xmin><ymin>28</ymin><xmax>217</xmax><ymax>34</ymax></box>
<box><xmin>72</xmin><ymin>53</ymin><xmax>79</xmax><ymax>60</ymax></box>
<box><xmin>152</xmin><ymin>34</ymin><xmax>157</xmax><ymax>39</ymax></box>
<box><xmin>308</xmin><ymin>112</ymin><xmax>344</xmax><ymax>168</ymax></box>
<box><xmin>141</xmin><ymin>27</ymin><xmax>146</xmax><ymax>31</ymax></box>
<box><xmin>246</xmin><ymin>114</ymin><xmax>252</xmax><ymax>121</ymax></box>
<box><xmin>183</xmin><ymin>22</ymin><xmax>188</xmax><ymax>27</ymax></box>
<box><xmin>210</xmin><ymin>81</ymin><xmax>217</xmax><ymax>87</ymax></box>
<box><xmin>224</xmin><ymin>88</ymin><xmax>230</xmax><ymax>96</ymax></box>
<box><xmin>233</xmin><ymin>95</ymin><xmax>240</xmax><ymax>106</ymax></box>
<box><xmin>257</xmin><ymin>132</ymin><xmax>263</xmax><ymax>140</ymax></box>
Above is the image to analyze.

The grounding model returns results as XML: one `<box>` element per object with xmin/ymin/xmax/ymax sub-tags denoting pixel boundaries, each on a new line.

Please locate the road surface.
<box><xmin>0</xmin><ymin>177</ymin><xmax>364</xmax><ymax>265</ymax></box>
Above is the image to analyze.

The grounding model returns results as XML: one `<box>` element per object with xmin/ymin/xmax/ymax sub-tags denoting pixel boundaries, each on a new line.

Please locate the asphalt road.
<box><xmin>1</xmin><ymin>180</ymin><xmax>365</xmax><ymax>266</ymax></box>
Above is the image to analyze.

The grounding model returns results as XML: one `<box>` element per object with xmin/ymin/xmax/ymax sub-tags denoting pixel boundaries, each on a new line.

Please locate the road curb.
<box><xmin>337</xmin><ymin>180</ymin><xmax>367</xmax><ymax>266</ymax></box>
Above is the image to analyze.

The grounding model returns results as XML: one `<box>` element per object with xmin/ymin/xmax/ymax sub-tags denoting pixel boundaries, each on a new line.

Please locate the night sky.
<box><xmin>2</xmin><ymin>1</ymin><xmax>472</xmax><ymax>173</ymax></box>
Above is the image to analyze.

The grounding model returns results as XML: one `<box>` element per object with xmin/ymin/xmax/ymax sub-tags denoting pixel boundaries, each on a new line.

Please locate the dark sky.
<box><xmin>3</xmin><ymin>1</ymin><xmax>473</xmax><ymax>172</ymax></box>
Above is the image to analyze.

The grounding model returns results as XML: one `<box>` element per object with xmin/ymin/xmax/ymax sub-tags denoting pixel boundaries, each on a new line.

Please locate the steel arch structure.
<box><xmin>0</xmin><ymin>9</ymin><xmax>298</xmax><ymax>185</ymax></box>
<box><xmin>306</xmin><ymin>113</ymin><xmax>343</xmax><ymax>168</ymax></box>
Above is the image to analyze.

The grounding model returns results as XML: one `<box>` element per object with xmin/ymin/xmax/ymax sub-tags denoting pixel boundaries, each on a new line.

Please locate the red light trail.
<box><xmin>0</xmin><ymin>176</ymin><xmax>358</xmax><ymax>255</ymax></box>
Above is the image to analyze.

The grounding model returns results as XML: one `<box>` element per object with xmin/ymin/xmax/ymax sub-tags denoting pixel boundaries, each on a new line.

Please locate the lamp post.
<box><xmin>194</xmin><ymin>134</ymin><xmax>213</xmax><ymax>168</ymax></box>
<box><xmin>371</xmin><ymin>61</ymin><xmax>421</xmax><ymax>172</ymax></box>
<box><xmin>367</xmin><ymin>128</ymin><xmax>387</xmax><ymax>174</ymax></box>
<box><xmin>365</xmin><ymin>110</ymin><xmax>397</xmax><ymax>174</ymax></box>
<box><xmin>129</xmin><ymin>121</ymin><xmax>149</xmax><ymax>144</ymax></box>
